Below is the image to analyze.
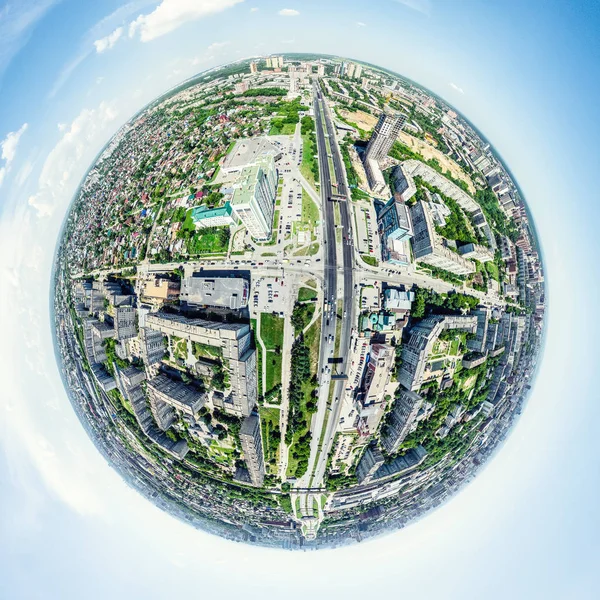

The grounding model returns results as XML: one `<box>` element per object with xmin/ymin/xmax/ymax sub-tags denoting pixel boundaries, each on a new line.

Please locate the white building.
<box><xmin>230</xmin><ymin>154</ymin><xmax>277</xmax><ymax>241</ymax></box>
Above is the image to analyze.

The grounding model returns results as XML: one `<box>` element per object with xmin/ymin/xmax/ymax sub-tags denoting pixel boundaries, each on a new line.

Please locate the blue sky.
<box><xmin>0</xmin><ymin>1</ymin><xmax>599</xmax><ymax>598</ymax></box>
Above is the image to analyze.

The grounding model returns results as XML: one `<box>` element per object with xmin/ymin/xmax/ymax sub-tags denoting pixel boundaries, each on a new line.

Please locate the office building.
<box><xmin>364</xmin><ymin>109</ymin><xmax>407</xmax><ymax>162</ymax></box>
<box><xmin>231</xmin><ymin>154</ymin><xmax>277</xmax><ymax>241</ymax></box>
<box><xmin>378</xmin><ymin>196</ymin><xmax>413</xmax><ymax>265</ymax></box>
<box><xmin>390</xmin><ymin>164</ymin><xmax>417</xmax><ymax>202</ymax></box>
<box><xmin>399</xmin><ymin>315</ymin><xmax>477</xmax><ymax>390</ymax></box>
<box><xmin>410</xmin><ymin>201</ymin><xmax>476</xmax><ymax>275</ymax></box>
<box><xmin>380</xmin><ymin>389</ymin><xmax>423</xmax><ymax>454</ymax></box>
<box><xmin>239</xmin><ymin>413</ymin><xmax>265</xmax><ymax>487</ymax></box>
<box><xmin>145</xmin><ymin>312</ymin><xmax>257</xmax><ymax>416</ymax></box>
<box><xmin>181</xmin><ymin>276</ymin><xmax>249</xmax><ymax>309</ymax></box>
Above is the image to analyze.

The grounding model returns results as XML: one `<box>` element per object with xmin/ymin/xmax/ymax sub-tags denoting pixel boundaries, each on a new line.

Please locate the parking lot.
<box><xmin>250</xmin><ymin>275</ymin><xmax>293</xmax><ymax>317</ymax></box>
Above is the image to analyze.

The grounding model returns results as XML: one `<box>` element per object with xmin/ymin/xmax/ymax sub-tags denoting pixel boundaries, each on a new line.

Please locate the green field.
<box><xmin>294</xmin><ymin>242</ymin><xmax>319</xmax><ymax>257</ymax></box>
<box><xmin>265</xmin><ymin>351</ymin><xmax>283</xmax><ymax>392</ymax></box>
<box><xmin>298</xmin><ymin>286</ymin><xmax>318</xmax><ymax>302</ymax></box>
<box><xmin>259</xmin><ymin>406</ymin><xmax>281</xmax><ymax>474</ymax></box>
<box><xmin>360</xmin><ymin>254</ymin><xmax>378</xmax><ymax>267</ymax></box>
<box><xmin>260</xmin><ymin>313</ymin><xmax>284</xmax><ymax>351</ymax></box>
<box><xmin>187</xmin><ymin>228</ymin><xmax>229</xmax><ymax>255</ymax></box>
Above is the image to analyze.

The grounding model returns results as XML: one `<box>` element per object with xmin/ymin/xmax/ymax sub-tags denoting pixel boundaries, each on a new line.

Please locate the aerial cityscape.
<box><xmin>53</xmin><ymin>53</ymin><xmax>545</xmax><ymax>549</ymax></box>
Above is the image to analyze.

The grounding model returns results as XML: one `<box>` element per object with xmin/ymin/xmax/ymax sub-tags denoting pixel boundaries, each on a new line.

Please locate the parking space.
<box><xmin>251</xmin><ymin>275</ymin><xmax>293</xmax><ymax>317</ymax></box>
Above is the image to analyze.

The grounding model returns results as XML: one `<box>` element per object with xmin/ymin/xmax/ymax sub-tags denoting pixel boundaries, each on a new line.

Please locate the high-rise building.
<box><xmin>378</xmin><ymin>196</ymin><xmax>413</xmax><ymax>265</ymax></box>
<box><xmin>249</xmin><ymin>61</ymin><xmax>258</xmax><ymax>74</ymax></box>
<box><xmin>230</xmin><ymin>154</ymin><xmax>277</xmax><ymax>241</ymax></box>
<box><xmin>265</xmin><ymin>57</ymin><xmax>272</xmax><ymax>68</ymax></box>
<box><xmin>354</xmin><ymin>64</ymin><xmax>362</xmax><ymax>79</ymax></box>
<box><xmin>355</xmin><ymin>344</ymin><xmax>395</xmax><ymax>436</ymax></box>
<box><xmin>145</xmin><ymin>313</ymin><xmax>257</xmax><ymax>416</ymax></box>
<box><xmin>364</xmin><ymin>109</ymin><xmax>407</xmax><ymax>162</ymax></box>
<box><xmin>410</xmin><ymin>200</ymin><xmax>476</xmax><ymax>275</ymax></box>
<box><xmin>147</xmin><ymin>374</ymin><xmax>206</xmax><ymax>422</ymax></box>
<box><xmin>347</xmin><ymin>62</ymin><xmax>356</xmax><ymax>78</ymax></box>
<box><xmin>399</xmin><ymin>315</ymin><xmax>477</xmax><ymax>390</ymax></box>
<box><xmin>380</xmin><ymin>389</ymin><xmax>423</xmax><ymax>454</ymax></box>
<box><xmin>239</xmin><ymin>413</ymin><xmax>265</xmax><ymax>487</ymax></box>
<box><xmin>114</xmin><ymin>306</ymin><xmax>137</xmax><ymax>340</ymax></box>
<box><xmin>356</xmin><ymin>445</ymin><xmax>385</xmax><ymax>484</ymax></box>
<box><xmin>317</xmin><ymin>63</ymin><xmax>325</xmax><ymax>77</ymax></box>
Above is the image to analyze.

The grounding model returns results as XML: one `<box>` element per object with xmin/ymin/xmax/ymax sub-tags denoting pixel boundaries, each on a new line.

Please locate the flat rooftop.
<box><xmin>181</xmin><ymin>276</ymin><xmax>249</xmax><ymax>310</ymax></box>
<box><xmin>221</xmin><ymin>137</ymin><xmax>279</xmax><ymax>172</ymax></box>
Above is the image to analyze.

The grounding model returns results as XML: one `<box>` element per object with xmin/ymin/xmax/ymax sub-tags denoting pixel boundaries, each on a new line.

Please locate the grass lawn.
<box><xmin>485</xmin><ymin>261</ymin><xmax>500</xmax><ymax>281</ymax></box>
<box><xmin>360</xmin><ymin>254</ymin><xmax>378</xmax><ymax>267</ymax></box>
<box><xmin>300</xmin><ymin>134</ymin><xmax>319</xmax><ymax>189</ymax></box>
<box><xmin>187</xmin><ymin>228</ymin><xmax>229</xmax><ymax>255</ymax></box>
<box><xmin>269</xmin><ymin>122</ymin><xmax>296</xmax><ymax>135</ymax></box>
<box><xmin>192</xmin><ymin>341</ymin><xmax>222</xmax><ymax>360</ymax></box>
<box><xmin>171</xmin><ymin>336</ymin><xmax>188</xmax><ymax>360</ymax></box>
<box><xmin>304</xmin><ymin>317</ymin><xmax>321</xmax><ymax>376</ymax></box>
<box><xmin>260</xmin><ymin>313</ymin><xmax>284</xmax><ymax>351</ymax></box>
<box><xmin>294</xmin><ymin>242</ymin><xmax>319</xmax><ymax>257</ymax></box>
<box><xmin>265</xmin><ymin>351</ymin><xmax>282</xmax><ymax>392</ymax></box>
<box><xmin>259</xmin><ymin>406</ymin><xmax>281</xmax><ymax>473</ymax></box>
<box><xmin>182</xmin><ymin>209</ymin><xmax>195</xmax><ymax>232</ymax></box>
<box><xmin>298</xmin><ymin>286</ymin><xmax>318</xmax><ymax>302</ymax></box>
<box><xmin>305</xmin><ymin>278</ymin><xmax>317</xmax><ymax>289</ymax></box>
<box><xmin>301</xmin><ymin>188</ymin><xmax>319</xmax><ymax>225</ymax></box>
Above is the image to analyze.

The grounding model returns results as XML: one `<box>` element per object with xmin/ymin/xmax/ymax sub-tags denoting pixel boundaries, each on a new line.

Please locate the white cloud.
<box><xmin>28</xmin><ymin>102</ymin><xmax>119</xmax><ymax>217</ymax></box>
<box><xmin>356</xmin><ymin>21</ymin><xmax>367</xmax><ymax>27</ymax></box>
<box><xmin>0</xmin><ymin>123</ymin><xmax>28</xmax><ymax>188</ymax></box>
<box><xmin>207</xmin><ymin>40</ymin><xmax>230</xmax><ymax>52</ymax></box>
<box><xmin>449</xmin><ymin>82</ymin><xmax>465</xmax><ymax>94</ymax></box>
<box><xmin>93</xmin><ymin>26</ymin><xmax>124</xmax><ymax>53</ymax></box>
<box><xmin>395</xmin><ymin>0</ymin><xmax>431</xmax><ymax>15</ymax></box>
<box><xmin>281</xmin><ymin>39</ymin><xmax>296</xmax><ymax>44</ymax></box>
<box><xmin>278</xmin><ymin>8</ymin><xmax>300</xmax><ymax>17</ymax></box>
<box><xmin>128</xmin><ymin>0</ymin><xmax>244</xmax><ymax>43</ymax></box>
<box><xmin>250</xmin><ymin>6</ymin><xmax>259</xmax><ymax>11</ymax></box>
<box><xmin>15</xmin><ymin>160</ymin><xmax>33</xmax><ymax>188</ymax></box>
<box><xmin>1</xmin><ymin>123</ymin><xmax>28</xmax><ymax>163</ymax></box>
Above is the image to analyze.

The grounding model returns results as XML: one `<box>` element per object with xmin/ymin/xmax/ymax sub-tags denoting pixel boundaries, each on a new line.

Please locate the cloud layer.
<box><xmin>93</xmin><ymin>27</ymin><xmax>124</xmax><ymax>53</ymax></box>
<box><xmin>128</xmin><ymin>0</ymin><xmax>244</xmax><ymax>42</ymax></box>
<box><xmin>0</xmin><ymin>123</ymin><xmax>28</xmax><ymax>188</ymax></box>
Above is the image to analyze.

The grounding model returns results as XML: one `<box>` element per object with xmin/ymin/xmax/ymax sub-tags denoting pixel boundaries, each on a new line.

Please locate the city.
<box><xmin>53</xmin><ymin>53</ymin><xmax>545</xmax><ymax>549</ymax></box>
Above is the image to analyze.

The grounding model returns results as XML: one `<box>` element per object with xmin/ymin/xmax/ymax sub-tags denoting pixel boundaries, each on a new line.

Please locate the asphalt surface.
<box><xmin>309</xmin><ymin>81</ymin><xmax>356</xmax><ymax>489</ymax></box>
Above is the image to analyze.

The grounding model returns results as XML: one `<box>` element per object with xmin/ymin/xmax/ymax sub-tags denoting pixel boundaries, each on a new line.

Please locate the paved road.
<box><xmin>310</xmin><ymin>81</ymin><xmax>356</xmax><ymax>489</ymax></box>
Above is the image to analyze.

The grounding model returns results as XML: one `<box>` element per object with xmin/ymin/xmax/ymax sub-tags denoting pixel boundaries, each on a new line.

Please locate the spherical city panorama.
<box><xmin>54</xmin><ymin>54</ymin><xmax>545</xmax><ymax>549</ymax></box>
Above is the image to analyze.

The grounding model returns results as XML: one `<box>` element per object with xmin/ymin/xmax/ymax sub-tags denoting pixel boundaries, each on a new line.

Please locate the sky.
<box><xmin>0</xmin><ymin>1</ymin><xmax>599</xmax><ymax>598</ymax></box>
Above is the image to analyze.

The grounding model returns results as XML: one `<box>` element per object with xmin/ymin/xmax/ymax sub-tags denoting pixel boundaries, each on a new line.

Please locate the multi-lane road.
<box><xmin>293</xmin><ymin>80</ymin><xmax>357</xmax><ymax>538</ymax></box>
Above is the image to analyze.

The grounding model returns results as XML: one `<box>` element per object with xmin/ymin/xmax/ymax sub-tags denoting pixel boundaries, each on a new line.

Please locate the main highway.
<box><xmin>309</xmin><ymin>80</ymin><xmax>356</xmax><ymax>490</ymax></box>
